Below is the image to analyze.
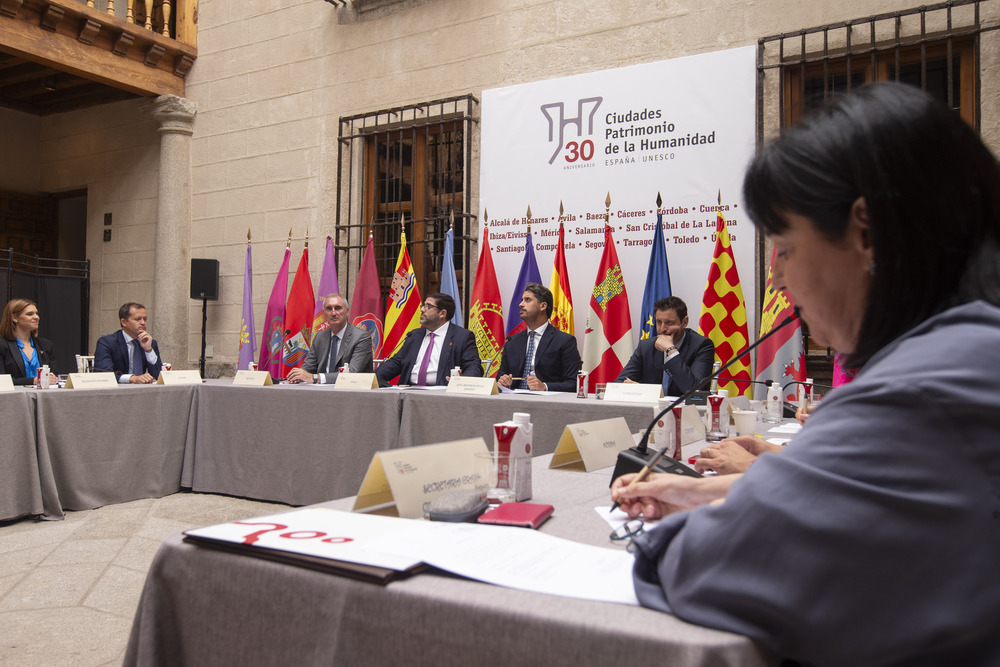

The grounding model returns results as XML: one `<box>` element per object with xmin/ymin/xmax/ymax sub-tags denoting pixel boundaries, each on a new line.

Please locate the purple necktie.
<box><xmin>416</xmin><ymin>332</ymin><xmax>436</xmax><ymax>386</ymax></box>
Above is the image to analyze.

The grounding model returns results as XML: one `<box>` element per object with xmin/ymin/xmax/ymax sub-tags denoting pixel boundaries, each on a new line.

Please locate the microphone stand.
<box><xmin>609</xmin><ymin>309</ymin><xmax>801</xmax><ymax>508</ymax></box>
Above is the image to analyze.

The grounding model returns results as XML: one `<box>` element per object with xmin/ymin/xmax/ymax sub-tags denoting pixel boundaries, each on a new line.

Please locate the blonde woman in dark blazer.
<box><xmin>0</xmin><ymin>298</ymin><xmax>57</xmax><ymax>386</ymax></box>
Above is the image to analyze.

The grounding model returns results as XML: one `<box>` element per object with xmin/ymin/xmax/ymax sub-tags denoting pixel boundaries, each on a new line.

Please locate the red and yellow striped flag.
<box><xmin>548</xmin><ymin>223</ymin><xmax>574</xmax><ymax>335</ymax></box>
<box><xmin>382</xmin><ymin>231</ymin><xmax>421</xmax><ymax>358</ymax></box>
<box><xmin>698</xmin><ymin>212</ymin><xmax>752</xmax><ymax>397</ymax></box>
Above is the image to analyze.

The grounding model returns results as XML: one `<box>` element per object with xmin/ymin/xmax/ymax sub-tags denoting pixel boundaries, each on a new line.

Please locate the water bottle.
<box><xmin>765</xmin><ymin>380</ymin><xmax>783</xmax><ymax>423</ymax></box>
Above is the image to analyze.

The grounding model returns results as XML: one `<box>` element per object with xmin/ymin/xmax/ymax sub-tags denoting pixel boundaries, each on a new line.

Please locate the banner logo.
<box><xmin>540</xmin><ymin>97</ymin><xmax>603</xmax><ymax>165</ymax></box>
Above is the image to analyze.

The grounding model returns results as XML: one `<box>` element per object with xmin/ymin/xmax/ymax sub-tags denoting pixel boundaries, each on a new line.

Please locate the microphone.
<box><xmin>609</xmin><ymin>308</ymin><xmax>801</xmax><ymax>510</ymax></box>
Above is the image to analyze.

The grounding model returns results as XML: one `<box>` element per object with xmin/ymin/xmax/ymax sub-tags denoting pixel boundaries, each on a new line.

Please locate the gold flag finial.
<box><xmin>484</xmin><ymin>208</ymin><xmax>489</xmax><ymax>226</ymax></box>
<box><xmin>559</xmin><ymin>200</ymin><xmax>565</xmax><ymax>227</ymax></box>
<box><xmin>718</xmin><ymin>189</ymin><xmax>722</xmax><ymax>205</ymax></box>
<box><xmin>656</xmin><ymin>192</ymin><xmax>663</xmax><ymax>208</ymax></box>
<box><xmin>605</xmin><ymin>192</ymin><xmax>611</xmax><ymax>224</ymax></box>
<box><xmin>449</xmin><ymin>209</ymin><xmax>454</xmax><ymax>230</ymax></box>
<box><xmin>247</xmin><ymin>228</ymin><xmax>251</xmax><ymax>243</ymax></box>
<box><xmin>285</xmin><ymin>228</ymin><xmax>292</xmax><ymax>249</ymax></box>
<box><xmin>304</xmin><ymin>230</ymin><xmax>309</xmax><ymax>249</ymax></box>
<box><xmin>526</xmin><ymin>204</ymin><xmax>532</xmax><ymax>221</ymax></box>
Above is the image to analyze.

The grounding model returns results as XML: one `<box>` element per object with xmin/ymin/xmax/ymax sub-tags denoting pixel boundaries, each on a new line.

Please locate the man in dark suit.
<box><xmin>376</xmin><ymin>292</ymin><xmax>482</xmax><ymax>386</ymax></box>
<box><xmin>616</xmin><ymin>295</ymin><xmax>715</xmax><ymax>395</ymax></box>
<box><xmin>497</xmin><ymin>283</ymin><xmax>581</xmax><ymax>392</ymax></box>
<box><xmin>94</xmin><ymin>302</ymin><xmax>163</xmax><ymax>384</ymax></box>
<box><xmin>287</xmin><ymin>294</ymin><xmax>373</xmax><ymax>384</ymax></box>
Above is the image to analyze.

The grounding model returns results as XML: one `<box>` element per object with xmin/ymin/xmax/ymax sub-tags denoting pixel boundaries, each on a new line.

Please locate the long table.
<box><xmin>2</xmin><ymin>381</ymin><xmax>663</xmax><ymax>521</ymax></box>
<box><xmin>123</xmin><ymin>454</ymin><xmax>777</xmax><ymax>667</ymax></box>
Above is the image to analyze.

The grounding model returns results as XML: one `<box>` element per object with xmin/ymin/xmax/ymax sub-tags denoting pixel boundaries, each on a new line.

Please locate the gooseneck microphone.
<box><xmin>609</xmin><ymin>307</ymin><xmax>801</xmax><ymax>512</ymax></box>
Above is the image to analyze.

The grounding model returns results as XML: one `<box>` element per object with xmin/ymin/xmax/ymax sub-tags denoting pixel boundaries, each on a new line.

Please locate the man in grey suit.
<box><xmin>287</xmin><ymin>294</ymin><xmax>373</xmax><ymax>384</ymax></box>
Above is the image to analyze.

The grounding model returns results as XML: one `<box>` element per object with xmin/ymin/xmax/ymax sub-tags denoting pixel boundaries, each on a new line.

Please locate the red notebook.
<box><xmin>477</xmin><ymin>502</ymin><xmax>554</xmax><ymax>529</ymax></box>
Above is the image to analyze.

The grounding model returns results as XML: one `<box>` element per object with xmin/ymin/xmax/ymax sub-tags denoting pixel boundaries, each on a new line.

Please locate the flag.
<box><xmin>350</xmin><ymin>233</ymin><xmax>385</xmax><ymax>359</ymax></box>
<box><xmin>312</xmin><ymin>236</ymin><xmax>340</xmax><ymax>336</ymax></box>
<box><xmin>238</xmin><ymin>241</ymin><xmax>256</xmax><ymax>370</ymax></box>
<box><xmin>581</xmin><ymin>225</ymin><xmax>633</xmax><ymax>392</ymax></box>
<box><xmin>755</xmin><ymin>246</ymin><xmax>805</xmax><ymax>401</ymax></box>
<box><xmin>440</xmin><ymin>226</ymin><xmax>464</xmax><ymax>326</ymax></box>
<box><xmin>548</xmin><ymin>223</ymin><xmax>574</xmax><ymax>335</ymax></box>
<box><xmin>638</xmin><ymin>210</ymin><xmax>672</xmax><ymax>340</ymax></box>
<box><xmin>382</xmin><ymin>231</ymin><xmax>421</xmax><ymax>358</ymax></box>
<box><xmin>468</xmin><ymin>226</ymin><xmax>505</xmax><ymax>377</ymax></box>
<box><xmin>505</xmin><ymin>227</ymin><xmax>542</xmax><ymax>337</ymax></box>
<box><xmin>282</xmin><ymin>246</ymin><xmax>315</xmax><ymax>375</ymax></box>
<box><xmin>699</xmin><ymin>212</ymin><xmax>752</xmax><ymax>398</ymax></box>
<box><xmin>258</xmin><ymin>245</ymin><xmax>290</xmax><ymax>379</ymax></box>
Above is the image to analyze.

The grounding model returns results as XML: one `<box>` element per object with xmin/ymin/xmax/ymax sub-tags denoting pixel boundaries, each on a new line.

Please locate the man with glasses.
<box><xmin>375</xmin><ymin>292</ymin><xmax>482</xmax><ymax>386</ymax></box>
<box><xmin>287</xmin><ymin>293</ymin><xmax>373</xmax><ymax>384</ymax></box>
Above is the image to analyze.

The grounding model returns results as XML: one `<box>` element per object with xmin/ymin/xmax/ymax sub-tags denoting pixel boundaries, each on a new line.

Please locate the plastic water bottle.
<box><xmin>765</xmin><ymin>380</ymin><xmax>783</xmax><ymax>423</ymax></box>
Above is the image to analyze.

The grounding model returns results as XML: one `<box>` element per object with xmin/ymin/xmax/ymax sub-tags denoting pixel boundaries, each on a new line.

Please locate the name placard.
<box><xmin>446</xmin><ymin>376</ymin><xmax>499</xmax><ymax>395</ymax></box>
<box><xmin>353</xmin><ymin>438</ymin><xmax>490</xmax><ymax>519</ymax></box>
<box><xmin>233</xmin><ymin>370</ymin><xmax>274</xmax><ymax>386</ymax></box>
<box><xmin>335</xmin><ymin>372</ymin><xmax>379</xmax><ymax>390</ymax></box>
<box><xmin>550</xmin><ymin>417</ymin><xmax>633</xmax><ymax>471</ymax></box>
<box><xmin>675</xmin><ymin>404</ymin><xmax>706</xmax><ymax>446</ymax></box>
<box><xmin>65</xmin><ymin>372</ymin><xmax>118</xmax><ymax>389</ymax></box>
<box><xmin>156</xmin><ymin>370</ymin><xmax>203</xmax><ymax>385</ymax></box>
<box><xmin>0</xmin><ymin>375</ymin><xmax>14</xmax><ymax>392</ymax></box>
<box><xmin>603</xmin><ymin>382</ymin><xmax>661</xmax><ymax>404</ymax></box>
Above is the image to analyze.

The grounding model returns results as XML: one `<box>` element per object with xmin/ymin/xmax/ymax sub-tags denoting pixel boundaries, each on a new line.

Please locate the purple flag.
<box><xmin>238</xmin><ymin>243</ymin><xmax>257</xmax><ymax>370</ymax></box>
<box><xmin>505</xmin><ymin>228</ymin><xmax>542</xmax><ymax>337</ymax></box>
<box><xmin>312</xmin><ymin>236</ymin><xmax>340</xmax><ymax>335</ymax></box>
<box><xmin>259</xmin><ymin>246</ymin><xmax>291</xmax><ymax>379</ymax></box>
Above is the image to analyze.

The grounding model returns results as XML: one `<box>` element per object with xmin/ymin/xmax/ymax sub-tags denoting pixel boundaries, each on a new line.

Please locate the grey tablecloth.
<box><xmin>183</xmin><ymin>382</ymin><xmax>406</xmax><ymax>506</ymax></box>
<box><xmin>33</xmin><ymin>384</ymin><xmax>196</xmax><ymax>518</ymax></box>
<box><xmin>124</xmin><ymin>456</ymin><xmax>775</xmax><ymax>667</ymax></box>
<box><xmin>0</xmin><ymin>390</ymin><xmax>44</xmax><ymax>522</ymax></box>
<box><xmin>398</xmin><ymin>390</ymin><xmax>658</xmax><ymax>455</ymax></box>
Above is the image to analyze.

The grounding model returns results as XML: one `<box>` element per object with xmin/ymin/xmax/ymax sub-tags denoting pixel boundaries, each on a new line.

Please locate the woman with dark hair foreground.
<box><xmin>611</xmin><ymin>82</ymin><xmax>1000</xmax><ymax>666</ymax></box>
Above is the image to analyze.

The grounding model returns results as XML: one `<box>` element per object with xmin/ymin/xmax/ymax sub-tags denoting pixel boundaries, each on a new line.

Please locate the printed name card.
<box><xmin>64</xmin><ymin>372</ymin><xmax>117</xmax><ymax>389</ymax></box>
<box><xmin>233</xmin><ymin>370</ymin><xmax>274</xmax><ymax>386</ymax></box>
<box><xmin>550</xmin><ymin>417</ymin><xmax>633</xmax><ymax>471</ymax></box>
<box><xmin>335</xmin><ymin>372</ymin><xmax>379</xmax><ymax>390</ymax></box>
<box><xmin>447</xmin><ymin>376</ymin><xmax>499</xmax><ymax>395</ymax></box>
<box><xmin>603</xmin><ymin>382</ymin><xmax>661</xmax><ymax>404</ymax></box>
<box><xmin>156</xmin><ymin>370</ymin><xmax>203</xmax><ymax>385</ymax></box>
<box><xmin>0</xmin><ymin>375</ymin><xmax>14</xmax><ymax>392</ymax></box>
<box><xmin>353</xmin><ymin>438</ymin><xmax>490</xmax><ymax>519</ymax></box>
<box><xmin>674</xmin><ymin>404</ymin><xmax>707</xmax><ymax>446</ymax></box>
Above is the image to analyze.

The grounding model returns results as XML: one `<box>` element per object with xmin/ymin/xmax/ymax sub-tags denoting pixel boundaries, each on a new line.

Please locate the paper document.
<box><xmin>371</xmin><ymin>521</ymin><xmax>639</xmax><ymax>606</ymax></box>
<box><xmin>186</xmin><ymin>507</ymin><xmax>639</xmax><ymax>605</ymax></box>
<box><xmin>769</xmin><ymin>422</ymin><xmax>802</xmax><ymax>434</ymax></box>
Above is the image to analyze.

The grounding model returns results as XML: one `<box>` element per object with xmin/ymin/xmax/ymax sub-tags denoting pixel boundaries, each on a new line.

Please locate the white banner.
<box><xmin>480</xmin><ymin>46</ymin><xmax>757</xmax><ymax>347</ymax></box>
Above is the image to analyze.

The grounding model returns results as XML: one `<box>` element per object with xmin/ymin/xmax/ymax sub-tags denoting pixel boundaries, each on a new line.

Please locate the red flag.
<box><xmin>258</xmin><ymin>246</ymin><xmax>290</xmax><ymax>379</ymax></box>
<box><xmin>282</xmin><ymin>246</ymin><xmax>315</xmax><ymax>375</ymax></box>
<box><xmin>754</xmin><ymin>246</ymin><xmax>805</xmax><ymax>401</ymax></box>
<box><xmin>699</xmin><ymin>212</ymin><xmax>752</xmax><ymax>397</ymax></box>
<box><xmin>350</xmin><ymin>234</ymin><xmax>385</xmax><ymax>359</ymax></box>
<box><xmin>581</xmin><ymin>225</ymin><xmax>633</xmax><ymax>391</ymax></box>
<box><xmin>468</xmin><ymin>226</ymin><xmax>505</xmax><ymax>377</ymax></box>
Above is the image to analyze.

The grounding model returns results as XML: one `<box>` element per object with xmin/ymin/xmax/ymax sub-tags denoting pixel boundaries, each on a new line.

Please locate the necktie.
<box><xmin>417</xmin><ymin>332</ymin><xmax>436</xmax><ymax>386</ymax></box>
<box><xmin>132</xmin><ymin>339</ymin><xmax>144</xmax><ymax>376</ymax></box>
<box><xmin>522</xmin><ymin>331</ymin><xmax>535</xmax><ymax>387</ymax></box>
<box><xmin>326</xmin><ymin>333</ymin><xmax>340</xmax><ymax>374</ymax></box>
<box><xmin>662</xmin><ymin>368</ymin><xmax>672</xmax><ymax>395</ymax></box>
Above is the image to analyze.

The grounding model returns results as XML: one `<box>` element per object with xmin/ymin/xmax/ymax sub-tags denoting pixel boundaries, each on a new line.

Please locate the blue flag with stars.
<box><xmin>639</xmin><ymin>211</ymin><xmax>672</xmax><ymax>339</ymax></box>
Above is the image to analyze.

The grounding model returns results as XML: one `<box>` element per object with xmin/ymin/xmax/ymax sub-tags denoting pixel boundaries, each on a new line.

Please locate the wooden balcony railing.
<box><xmin>0</xmin><ymin>0</ymin><xmax>198</xmax><ymax>107</ymax></box>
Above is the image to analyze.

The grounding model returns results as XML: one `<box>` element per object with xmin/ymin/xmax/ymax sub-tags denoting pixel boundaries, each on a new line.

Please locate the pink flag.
<box><xmin>312</xmin><ymin>236</ymin><xmax>340</xmax><ymax>336</ymax></box>
<box><xmin>258</xmin><ymin>246</ymin><xmax>291</xmax><ymax>379</ymax></box>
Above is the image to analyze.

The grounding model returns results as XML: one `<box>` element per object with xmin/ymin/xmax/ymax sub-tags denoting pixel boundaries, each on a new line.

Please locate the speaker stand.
<box><xmin>199</xmin><ymin>297</ymin><xmax>208</xmax><ymax>378</ymax></box>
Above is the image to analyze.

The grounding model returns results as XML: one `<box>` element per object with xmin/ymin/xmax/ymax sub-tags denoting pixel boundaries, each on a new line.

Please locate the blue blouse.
<box><xmin>16</xmin><ymin>337</ymin><xmax>40</xmax><ymax>380</ymax></box>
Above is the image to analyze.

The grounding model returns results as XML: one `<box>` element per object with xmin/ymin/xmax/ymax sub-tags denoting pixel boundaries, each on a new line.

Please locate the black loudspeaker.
<box><xmin>190</xmin><ymin>259</ymin><xmax>220</xmax><ymax>300</ymax></box>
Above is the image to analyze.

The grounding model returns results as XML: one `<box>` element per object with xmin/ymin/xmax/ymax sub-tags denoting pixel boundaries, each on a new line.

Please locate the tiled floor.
<box><xmin>0</xmin><ymin>493</ymin><xmax>288</xmax><ymax>667</ymax></box>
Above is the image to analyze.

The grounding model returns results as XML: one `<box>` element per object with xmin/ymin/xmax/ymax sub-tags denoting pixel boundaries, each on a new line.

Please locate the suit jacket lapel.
<box><xmin>6</xmin><ymin>338</ymin><xmax>26</xmax><ymax>376</ymax></box>
<box><xmin>335</xmin><ymin>328</ymin><xmax>351</xmax><ymax>367</ymax></box>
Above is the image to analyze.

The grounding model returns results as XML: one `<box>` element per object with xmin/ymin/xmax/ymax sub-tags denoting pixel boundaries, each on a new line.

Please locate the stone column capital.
<box><xmin>153</xmin><ymin>95</ymin><xmax>197</xmax><ymax>136</ymax></box>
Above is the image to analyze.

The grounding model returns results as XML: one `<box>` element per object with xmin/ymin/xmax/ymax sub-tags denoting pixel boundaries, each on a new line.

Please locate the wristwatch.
<box><xmin>665</xmin><ymin>345</ymin><xmax>678</xmax><ymax>354</ymax></box>
<box><xmin>312</xmin><ymin>374</ymin><xmax>319</xmax><ymax>384</ymax></box>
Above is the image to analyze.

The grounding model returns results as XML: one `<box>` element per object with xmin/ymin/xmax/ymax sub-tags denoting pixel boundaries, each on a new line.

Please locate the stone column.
<box><xmin>152</xmin><ymin>95</ymin><xmax>197</xmax><ymax>368</ymax></box>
